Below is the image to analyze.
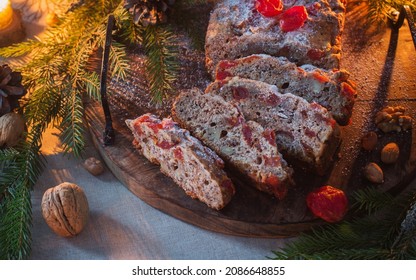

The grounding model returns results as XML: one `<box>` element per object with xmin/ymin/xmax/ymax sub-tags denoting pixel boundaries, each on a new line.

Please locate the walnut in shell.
<box><xmin>0</xmin><ymin>112</ymin><xmax>25</xmax><ymax>148</ymax></box>
<box><xmin>41</xmin><ymin>182</ymin><xmax>89</xmax><ymax>237</ymax></box>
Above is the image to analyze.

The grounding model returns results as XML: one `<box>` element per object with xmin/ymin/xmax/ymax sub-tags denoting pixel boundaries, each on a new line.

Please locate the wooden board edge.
<box><xmin>84</xmin><ymin>101</ymin><xmax>321</xmax><ymax>238</ymax></box>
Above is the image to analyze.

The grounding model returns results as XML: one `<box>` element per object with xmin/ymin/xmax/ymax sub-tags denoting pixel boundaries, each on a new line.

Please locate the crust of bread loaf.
<box><xmin>205</xmin><ymin>0</ymin><xmax>346</xmax><ymax>75</ymax></box>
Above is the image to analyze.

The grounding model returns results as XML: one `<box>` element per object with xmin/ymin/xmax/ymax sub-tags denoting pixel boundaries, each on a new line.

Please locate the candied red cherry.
<box><xmin>255</xmin><ymin>0</ymin><xmax>283</xmax><ymax>18</ymax></box>
<box><xmin>306</xmin><ymin>185</ymin><xmax>348</xmax><ymax>223</ymax></box>
<box><xmin>280</xmin><ymin>6</ymin><xmax>308</xmax><ymax>32</ymax></box>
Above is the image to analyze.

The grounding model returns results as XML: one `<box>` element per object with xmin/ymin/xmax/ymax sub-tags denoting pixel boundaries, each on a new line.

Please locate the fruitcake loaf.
<box><xmin>205</xmin><ymin>0</ymin><xmax>347</xmax><ymax>75</ymax></box>
<box><xmin>172</xmin><ymin>88</ymin><xmax>293</xmax><ymax>199</ymax></box>
<box><xmin>206</xmin><ymin>77</ymin><xmax>341</xmax><ymax>174</ymax></box>
<box><xmin>215</xmin><ymin>54</ymin><xmax>356</xmax><ymax>125</ymax></box>
<box><xmin>125</xmin><ymin>114</ymin><xmax>235</xmax><ymax>210</ymax></box>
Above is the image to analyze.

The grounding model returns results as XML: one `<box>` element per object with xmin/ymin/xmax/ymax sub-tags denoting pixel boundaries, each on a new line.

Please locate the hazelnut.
<box><xmin>83</xmin><ymin>157</ymin><xmax>104</xmax><ymax>176</ymax></box>
<box><xmin>41</xmin><ymin>182</ymin><xmax>89</xmax><ymax>237</ymax></box>
<box><xmin>361</xmin><ymin>131</ymin><xmax>378</xmax><ymax>151</ymax></box>
<box><xmin>364</xmin><ymin>162</ymin><xmax>384</xmax><ymax>184</ymax></box>
<box><xmin>381</xmin><ymin>142</ymin><xmax>400</xmax><ymax>164</ymax></box>
<box><xmin>0</xmin><ymin>112</ymin><xmax>25</xmax><ymax>148</ymax></box>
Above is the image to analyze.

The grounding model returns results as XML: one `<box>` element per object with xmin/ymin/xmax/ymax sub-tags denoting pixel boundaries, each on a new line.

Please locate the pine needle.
<box><xmin>271</xmin><ymin>186</ymin><xmax>416</xmax><ymax>260</ymax></box>
<box><xmin>143</xmin><ymin>25</ymin><xmax>179</xmax><ymax>102</ymax></box>
<box><xmin>0</xmin><ymin>0</ymin><xmax>131</xmax><ymax>259</ymax></box>
<box><xmin>352</xmin><ymin>187</ymin><xmax>395</xmax><ymax>214</ymax></box>
<box><xmin>367</xmin><ymin>0</ymin><xmax>416</xmax><ymax>25</ymax></box>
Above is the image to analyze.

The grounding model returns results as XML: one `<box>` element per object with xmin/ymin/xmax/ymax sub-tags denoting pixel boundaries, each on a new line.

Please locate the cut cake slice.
<box><xmin>206</xmin><ymin>76</ymin><xmax>341</xmax><ymax>174</ymax></box>
<box><xmin>126</xmin><ymin>114</ymin><xmax>235</xmax><ymax>210</ymax></box>
<box><xmin>172</xmin><ymin>88</ymin><xmax>293</xmax><ymax>199</ymax></box>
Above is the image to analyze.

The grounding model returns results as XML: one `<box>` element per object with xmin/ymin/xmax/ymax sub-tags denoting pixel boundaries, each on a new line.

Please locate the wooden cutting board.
<box><xmin>84</xmin><ymin>2</ymin><xmax>416</xmax><ymax>237</ymax></box>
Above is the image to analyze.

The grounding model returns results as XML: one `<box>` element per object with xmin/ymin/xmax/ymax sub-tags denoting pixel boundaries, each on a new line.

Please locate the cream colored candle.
<box><xmin>0</xmin><ymin>0</ymin><xmax>13</xmax><ymax>30</ymax></box>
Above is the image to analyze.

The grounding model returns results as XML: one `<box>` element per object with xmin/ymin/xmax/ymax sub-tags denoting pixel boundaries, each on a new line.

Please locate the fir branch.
<box><xmin>59</xmin><ymin>90</ymin><xmax>85</xmax><ymax>157</ymax></box>
<box><xmin>390</xmin><ymin>196</ymin><xmax>416</xmax><ymax>257</ymax></box>
<box><xmin>82</xmin><ymin>72</ymin><xmax>101</xmax><ymax>100</ymax></box>
<box><xmin>0</xmin><ymin>138</ymin><xmax>44</xmax><ymax>260</ymax></box>
<box><xmin>0</xmin><ymin>0</ymin><xmax>130</xmax><ymax>259</ymax></box>
<box><xmin>143</xmin><ymin>25</ymin><xmax>179</xmax><ymax>102</ymax></box>
<box><xmin>0</xmin><ymin>182</ymin><xmax>33</xmax><ymax>260</ymax></box>
<box><xmin>352</xmin><ymin>187</ymin><xmax>395</xmax><ymax>214</ymax></box>
<box><xmin>115</xmin><ymin>7</ymin><xmax>144</xmax><ymax>45</ymax></box>
<box><xmin>271</xmin><ymin>187</ymin><xmax>416</xmax><ymax>260</ymax></box>
<box><xmin>367</xmin><ymin>0</ymin><xmax>416</xmax><ymax>24</ymax></box>
<box><xmin>0</xmin><ymin>40</ymin><xmax>43</xmax><ymax>58</ymax></box>
<box><xmin>109</xmin><ymin>42</ymin><xmax>130</xmax><ymax>81</ymax></box>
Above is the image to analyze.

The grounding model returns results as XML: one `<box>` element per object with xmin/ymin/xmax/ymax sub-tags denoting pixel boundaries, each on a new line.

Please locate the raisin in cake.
<box><xmin>172</xmin><ymin>88</ymin><xmax>293</xmax><ymax>199</ymax></box>
<box><xmin>126</xmin><ymin>114</ymin><xmax>235</xmax><ymax>210</ymax></box>
<box><xmin>215</xmin><ymin>54</ymin><xmax>356</xmax><ymax>125</ymax></box>
<box><xmin>205</xmin><ymin>0</ymin><xmax>346</xmax><ymax>75</ymax></box>
<box><xmin>206</xmin><ymin>77</ymin><xmax>341</xmax><ymax>174</ymax></box>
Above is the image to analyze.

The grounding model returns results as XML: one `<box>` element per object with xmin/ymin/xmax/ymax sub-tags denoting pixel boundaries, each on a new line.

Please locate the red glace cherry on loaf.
<box><xmin>255</xmin><ymin>0</ymin><xmax>283</xmax><ymax>17</ymax></box>
<box><xmin>306</xmin><ymin>185</ymin><xmax>348</xmax><ymax>223</ymax></box>
<box><xmin>279</xmin><ymin>6</ymin><xmax>308</xmax><ymax>32</ymax></box>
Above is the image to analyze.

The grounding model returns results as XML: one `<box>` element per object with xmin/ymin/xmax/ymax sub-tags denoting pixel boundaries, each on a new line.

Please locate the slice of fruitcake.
<box><xmin>214</xmin><ymin>54</ymin><xmax>356</xmax><ymax>125</ymax></box>
<box><xmin>205</xmin><ymin>0</ymin><xmax>347</xmax><ymax>75</ymax></box>
<box><xmin>206</xmin><ymin>77</ymin><xmax>341</xmax><ymax>174</ymax></box>
<box><xmin>172</xmin><ymin>88</ymin><xmax>293</xmax><ymax>199</ymax></box>
<box><xmin>126</xmin><ymin>114</ymin><xmax>235</xmax><ymax>210</ymax></box>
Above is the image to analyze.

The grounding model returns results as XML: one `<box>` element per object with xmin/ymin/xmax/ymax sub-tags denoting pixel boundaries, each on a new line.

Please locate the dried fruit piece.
<box><xmin>381</xmin><ymin>142</ymin><xmax>400</xmax><ymax>164</ymax></box>
<box><xmin>361</xmin><ymin>131</ymin><xmax>378</xmax><ymax>151</ymax></box>
<box><xmin>156</xmin><ymin>140</ymin><xmax>178</xmax><ymax>149</ymax></box>
<box><xmin>307</xmin><ymin>49</ymin><xmax>325</xmax><ymax>61</ymax></box>
<box><xmin>279</xmin><ymin>6</ymin><xmax>308</xmax><ymax>32</ymax></box>
<box><xmin>364</xmin><ymin>162</ymin><xmax>384</xmax><ymax>184</ymax></box>
<box><xmin>262</xmin><ymin>129</ymin><xmax>276</xmax><ymax>146</ymax></box>
<box><xmin>242</xmin><ymin>123</ymin><xmax>253</xmax><ymax>144</ymax></box>
<box><xmin>306</xmin><ymin>185</ymin><xmax>348</xmax><ymax>223</ymax></box>
<box><xmin>232</xmin><ymin>86</ymin><xmax>250</xmax><ymax>100</ymax></box>
<box><xmin>255</xmin><ymin>0</ymin><xmax>283</xmax><ymax>17</ymax></box>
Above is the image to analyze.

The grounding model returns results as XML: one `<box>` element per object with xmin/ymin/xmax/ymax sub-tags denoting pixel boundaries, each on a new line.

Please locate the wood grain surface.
<box><xmin>84</xmin><ymin>2</ymin><xmax>416</xmax><ymax>237</ymax></box>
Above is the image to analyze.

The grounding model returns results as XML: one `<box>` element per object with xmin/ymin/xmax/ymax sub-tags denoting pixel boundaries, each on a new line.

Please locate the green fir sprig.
<box><xmin>142</xmin><ymin>25</ymin><xmax>179</xmax><ymax>102</ymax></box>
<box><xmin>367</xmin><ymin>0</ymin><xmax>416</xmax><ymax>24</ymax></box>
<box><xmin>0</xmin><ymin>0</ymin><xmax>180</xmax><ymax>259</ymax></box>
<box><xmin>271</xmin><ymin>186</ymin><xmax>416</xmax><ymax>260</ymax></box>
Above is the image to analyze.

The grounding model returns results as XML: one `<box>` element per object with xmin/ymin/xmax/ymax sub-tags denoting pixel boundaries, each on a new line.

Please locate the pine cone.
<box><xmin>124</xmin><ymin>0</ymin><xmax>175</xmax><ymax>26</ymax></box>
<box><xmin>0</xmin><ymin>65</ymin><xmax>26</xmax><ymax>117</ymax></box>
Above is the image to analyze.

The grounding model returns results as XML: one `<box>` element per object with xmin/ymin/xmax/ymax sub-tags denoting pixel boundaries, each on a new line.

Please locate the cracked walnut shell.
<box><xmin>41</xmin><ymin>182</ymin><xmax>89</xmax><ymax>237</ymax></box>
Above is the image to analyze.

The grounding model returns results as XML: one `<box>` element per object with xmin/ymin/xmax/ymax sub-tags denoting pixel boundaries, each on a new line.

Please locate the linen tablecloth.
<box><xmin>30</xmin><ymin>126</ymin><xmax>292</xmax><ymax>259</ymax></box>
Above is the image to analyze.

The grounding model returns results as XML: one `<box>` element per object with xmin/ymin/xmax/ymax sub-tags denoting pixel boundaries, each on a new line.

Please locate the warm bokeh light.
<box><xmin>0</xmin><ymin>0</ymin><xmax>13</xmax><ymax>30</ymax></box>
<box><xmin>0</xmin><ymin>0</ymin><xmax>10</xmax><ymax>10</ymax></box>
